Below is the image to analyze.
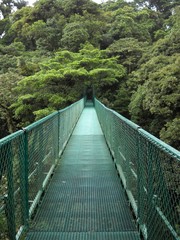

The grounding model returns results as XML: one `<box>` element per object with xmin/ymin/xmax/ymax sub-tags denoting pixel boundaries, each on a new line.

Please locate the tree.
<box><xmin>160</xmin><ymin>118</ymin><xmax>180</xmax><ymax>150</ymax></box>
<box><xmin>101</xmin><ymin>0</ymin><xmax>130</xmax><ymax>11</ymax></box>
<box><xmin>0</xmin><ymin>42</ymin><xmax>25</xmax><ymax>73</ymax></box>
<box><xmin>134</xmin><ymin>0</ymin><xmax>179</xmax><ymax>18</ymax></box>
<box><xmin>0</xmin><ymin>0</ymin><xmax>27</xmax><ymax>18</ymax></box>
<box><xmin>129</xmin><ymin>53</ymin><xmax>180</xmax><ymax>147</ymax></box>
<box><xmin>0</xmin><ymin>0</ymin><xmax>13</xmax><ymax>19</ymax></box>
<box><xmin>61</xmin><ymin>22</ymin><xmax>89</xmax><ymax>51</ymax></box>
<box><xmin>12</xmin><ymin>44</ymin><xmax>125</xmax><ymax>125</ymax></box>
<box><xmin>107</xmin><ymin>38</ymin><xmax>147</xmax><ymax>73</ymax></box>
<box><xmin>104</xmin><ymin>5</ymin><xmax>163</xmax><ymax>44</ymax></box>
<box><xmin>113</xmin><ymin>82</ymin><xmax>131</xmax><ymax>117</ymax></box>
<box><xmin>61</xmin><ymin>0</ymin><xmax>99</xmax><ymax>17</ymax></box>
<box><xmin>0</xmin><ymin>72</ymin><xmax>22</xmax><ymax>135</ymax></box>
<box><xmin>13</xmin><ymin>0</ymin><xmax>27</xmax><ymax>9</ymax></box>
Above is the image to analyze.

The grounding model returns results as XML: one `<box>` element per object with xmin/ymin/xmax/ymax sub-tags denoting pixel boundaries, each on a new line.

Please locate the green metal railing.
<box><xmin>0</xmin><ymin>99</ymin><xmax>84</xmax><ymax>240</ymax></box>
<box><xmin>95</xmin><ymin>99</ymin><xmax>180</xmax><ymax>240</ymax></box>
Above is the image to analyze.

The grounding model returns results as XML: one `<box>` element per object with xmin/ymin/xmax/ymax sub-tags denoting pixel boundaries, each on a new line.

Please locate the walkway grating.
<box><xmin>26</xmin><ymin>102</ymin><xmax>140</xmax><ymax>240</ymax></box>
<box><xmin>27</xmin><ymin>231</ymin><xmax>140</xmax><ymax>240</ymax></box>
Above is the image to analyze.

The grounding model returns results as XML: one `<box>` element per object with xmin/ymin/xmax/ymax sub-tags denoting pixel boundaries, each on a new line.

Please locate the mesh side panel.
<box><xmin>138</xmin><ymin>130</ymin><xmax>180</xmax><ymax>240</ymax></box>
<box><xmin>0</xmin><ymin>131</ymin><xmax>26</xmax><ymax>240</ymax></box>
<box><xmin>112</xmin><ymin>113</ymin><xmax>139</xmax><ymax>203</ymax></box>
<box><xmin>27</xmin><ymin>113</ymin><xmax>59</xmax><ymax>207</ymax></box>
<box><xmin>59</xmin><ymin>99</ymin><xmax>84</xmax><ymax>154</ymax></box>
<box><xmin>95</xmin><ymin>99</ymin><xmax>180</xmax><ymax>240</ymax></box>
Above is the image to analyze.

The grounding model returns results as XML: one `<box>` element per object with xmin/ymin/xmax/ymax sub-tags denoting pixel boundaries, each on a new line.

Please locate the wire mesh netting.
<box><xmin>58</xmin><ymin>99</ymin><xmax>84</xmax><ymax>155</ymax></box>
<box><xmin>138</xmin><ymin>129</ymin><xmax>180</xmax><ymax>240</ymax></box>
<box><xmin>95</xmin><ymin>99</ymin><xmax>180</xmax><ymax>240</ymax></box>
<box><xmin>0</xmin><ymin>131</ymin><xmax>27</xmax><ymax>240</ymax></box>
<box><xmin>26</xmin><ymin>112</ymin><xmax>59</xmax><ymax>216</ymax></box>
<box><xmin>0</xmin><ymin>99</ymin><xmax>84</xmax><ymax>240</ymax></box>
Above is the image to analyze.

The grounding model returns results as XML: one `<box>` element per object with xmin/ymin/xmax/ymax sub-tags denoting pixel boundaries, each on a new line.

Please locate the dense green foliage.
<box><xmin>12</xmin><ymin>44</ymin><xmax>125</xmax><ymax>125</ymax></box>
<box><xmin>0</xmin><ymin>0</ymin><xmax>179</xmax><ymax>149</ymax></box>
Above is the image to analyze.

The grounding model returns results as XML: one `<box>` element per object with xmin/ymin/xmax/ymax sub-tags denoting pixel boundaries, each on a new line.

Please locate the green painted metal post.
<box><xmin>5</xmin><ymin>142</ymin><xmax>16</xmax><ymax>240</ymax></box>
<box><xmin>137</xmin><ymin>134</ymin><xmax>147</xmax><ymax>239</ymax></box>
<box><xmin>147</xmin><ymin>142</ymin><xmax>154</xmax><ymax>240</ymax></box>
<box><xmin>137</xmin><ymin>133</ymin><xmax>141</xmax><ymax>230</ymax></box>
<box><xmin>52</xmin><ymin>113</ymin><xmax>59</xmax><ymax>160</ymax></box>
<box><xmin>38</xmin><ymin>128</ymin><xmax>44</xmax><ymax>191</ymax></box>
<box><xmin>21</xmin><ymin>130</ymin><xmax>29</xmax><ymax>229</ymax></box>
<box><xmin>58</xmin><ymin>111</ymin><xmax>61</xmax><ymax>156</ymax></box>
<box><xmin>56</xmin><ymin>113</ymin><xmax>60</xmax><ymax>159</ymax></box>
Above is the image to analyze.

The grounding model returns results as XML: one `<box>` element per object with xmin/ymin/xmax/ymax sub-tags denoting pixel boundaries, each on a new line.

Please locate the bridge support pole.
<box><xmin>20</xmin><ymin>130</ymin><xmax>29</xmax><ymax>230</ymax></box>
<box><xmin>5</xmin><ymin>142</ymin><xmax>16</xmax><ymax>240</ymax></box>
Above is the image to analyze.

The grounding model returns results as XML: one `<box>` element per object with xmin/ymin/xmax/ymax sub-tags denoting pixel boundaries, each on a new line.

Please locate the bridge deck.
<box><xmin>26</xmin><ymin>102</ymin><xmax>140</xmax><ymax>240</ymax></box>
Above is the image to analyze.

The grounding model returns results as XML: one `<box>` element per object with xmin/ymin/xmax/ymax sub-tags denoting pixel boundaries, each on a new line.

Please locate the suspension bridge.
<box><xmin>0</xmin><ymin>98</ymin><xmax>179</xmax><ymax>240</ymax></box>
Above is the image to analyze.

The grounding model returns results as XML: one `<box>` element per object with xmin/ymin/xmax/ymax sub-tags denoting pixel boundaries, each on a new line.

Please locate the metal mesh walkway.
<box><xmin>26</xmin><ymin>102</ymin><xmax>140</xmax><ymax>240</ymax></box>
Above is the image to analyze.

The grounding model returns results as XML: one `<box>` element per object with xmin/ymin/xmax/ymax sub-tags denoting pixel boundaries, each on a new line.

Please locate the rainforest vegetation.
<box><xmin>0</xmin><ymin>0</ymin><xmax>179</xmax><ymax>149</ymax></box>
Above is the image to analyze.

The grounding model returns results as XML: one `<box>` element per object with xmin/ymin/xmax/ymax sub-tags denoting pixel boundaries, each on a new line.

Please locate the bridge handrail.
<box><xmin>95</xmin><ymin>98</ymin><xmax>180</xmax><ymax>240</ymax></box>
<box><xmin>0</xmin><ymin>98</ymin><xmax>84</xmax><ymax>240</ymax></box>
